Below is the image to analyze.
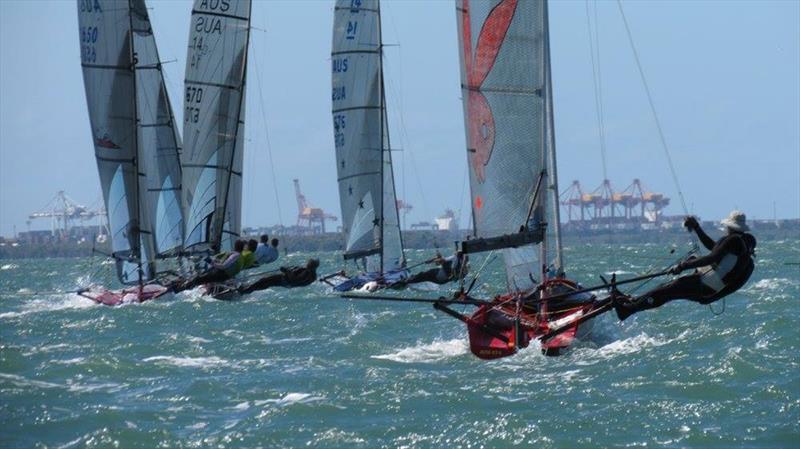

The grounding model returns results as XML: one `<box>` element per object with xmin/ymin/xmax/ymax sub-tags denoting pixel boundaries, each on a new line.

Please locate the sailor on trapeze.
<box><xmin>404</xmin><ymin>250</ymin><xmax>469</xmax><ymax>286</ymax></box>
<box><xmin>613</xmin><ymin>210</ymin><xmax>756</xmax><ymax>320</ymax></box>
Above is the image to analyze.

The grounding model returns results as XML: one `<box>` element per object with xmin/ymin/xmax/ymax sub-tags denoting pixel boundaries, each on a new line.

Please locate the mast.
<box><xmin>543</xmin><ymin>0</ymin><xmax>563</xmax><ymax>272</ymax></box>
<box><xmin>377</xmin><ymin>0</ymin><xmax>385</xmax><ymax>274</ymax></box>
<box><xmin>128</xmin><ymin>0</ymin><xmax>144</xmax><ymax>288</ymax></box>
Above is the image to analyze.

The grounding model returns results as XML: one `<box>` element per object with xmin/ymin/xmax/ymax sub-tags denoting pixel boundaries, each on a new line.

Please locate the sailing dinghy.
<box><xmin>77</xmin><ymin>0</ymin><xmax>185</xmax><ymax>305</ymax></box>
<box><xmin>179</xmin><ymin>0</ymin><xmax>252</xmax><ymax>298</ymax></box>
<box><xmin>338</xmin><ymin>0</ymin><xmax>614</xmax><ymax>358</ymax></box>
<box><xmin>325</xmin><ymin>0</ymin><xmax>409</xmax><ymax>293</ymax></box>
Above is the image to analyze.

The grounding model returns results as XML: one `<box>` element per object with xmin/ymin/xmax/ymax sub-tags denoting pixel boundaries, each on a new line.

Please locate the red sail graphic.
<box><xmin>461</xmin><ymin>0</ymin><xmax>517</xmax><ymax>183</ymax></box>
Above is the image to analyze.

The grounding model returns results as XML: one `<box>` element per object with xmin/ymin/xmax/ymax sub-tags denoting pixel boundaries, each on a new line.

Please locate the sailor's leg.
<box><xmin>615</xmin><ymin>274</ymin><xmax>714</xmax><ymax>320</ymax></box>
<box><xmin>407</xmin><ymin>269</ymin><xmax>440</xmax><ymax>284</ymax></box>
<box><xmin>240</xmin><ymin>274</ymin><xmax>284</xmax><ymax>294</ymax></box>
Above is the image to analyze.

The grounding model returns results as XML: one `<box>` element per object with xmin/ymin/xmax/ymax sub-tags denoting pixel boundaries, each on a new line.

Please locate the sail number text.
<box><xmin>79</xmin><ymin>26</ymin><xmax>99</xmax><ymax>63</ymax></box>
<box><xmin>333</xmin><ymin>114</ymin><xmax>346</xmax><ymax>148</ymax></box>
<box><xmin>332</xmin><ymin>86</ymin><xmax>346</xmax><ymax>101</ymax></box>
<box><xmin>79</xmin><ymin>0</ymin><xmax>102</xmax><ymax>13</ymax></box>
<box><xmin>185</xmin><ymin>86</ymin><xmax>204</xmax><ymax>124</ymax></box>
<box><xmin>332</xmin><ymin>57</ymin><xmax>348</xmax><ymax>73</ymax></box>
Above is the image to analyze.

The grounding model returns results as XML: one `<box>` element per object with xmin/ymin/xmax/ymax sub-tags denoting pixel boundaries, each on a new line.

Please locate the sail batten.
<box><xmin>181</xmin><ymin>0</ymin><xmax>251</xmax><ymax>254</ymax></box>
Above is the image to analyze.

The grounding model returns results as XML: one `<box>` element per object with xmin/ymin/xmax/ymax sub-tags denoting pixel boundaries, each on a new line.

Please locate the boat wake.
<box><xmin>372</xmin><ymin>338</ymin><xmax>469</xmax><ymax>363</ymax></box>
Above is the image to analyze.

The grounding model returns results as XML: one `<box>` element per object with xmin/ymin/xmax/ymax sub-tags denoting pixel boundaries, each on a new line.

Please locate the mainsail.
<box><xmin>182</xmin><ymin>0</ymin><xmax>251</xmax><ymax>255</ymax></box>
<box><xmin>130</xmin><ymin>1</ymin><xmax>185</xmax><ymax>259</ymax></box>
<box><xmin>79</xmin><ymin>0</ymin><xmax>167</xmax><ymax>284</ymax></box>
<box><xmin>332</xmin><ymin>0</ymin><xmax>404</xmax><ymax>273</ymax></box>
<box><xmin>456</xmin><ymin>0</ymin><xmax>562</xmax><ymax>290</ymax></box>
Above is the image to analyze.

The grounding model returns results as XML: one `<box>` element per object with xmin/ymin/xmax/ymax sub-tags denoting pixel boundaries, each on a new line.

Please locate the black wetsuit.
<box><xmin>406</xmin><ymin>255</ymin><xmax>465</xmax><ymax>285</ymax></box>
<box><xmin>618</xmin><ymin>226</ymin><xmax>755</xmax><ymax>319</ymax></box>
<box><xmin>238</xmin><ymin>265</ymin><xmax>318</xmax><ymax>294</ymax></box>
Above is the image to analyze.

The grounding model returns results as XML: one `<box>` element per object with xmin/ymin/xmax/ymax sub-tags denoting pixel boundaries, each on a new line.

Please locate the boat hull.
<box><xmin>465</xmin><ymin>279</ymin><xmax>598</xmax><ymax>359</ymax></box>
<box><xmin>79</xmin><ymin>284</ymin><xmax>170</xmax><ymax>306</ymax></box>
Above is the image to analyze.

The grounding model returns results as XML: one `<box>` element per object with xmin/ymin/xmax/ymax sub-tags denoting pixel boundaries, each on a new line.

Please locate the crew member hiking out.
<box><xmin>178</xmin><ymin>240</ymin><xmax>246</xmax><ymax>291</ymax></box>
<box><xmin>240</xmin><ymin>239</ymin><xmax>258</xmax><ymax>270</ymax></box>
<box><xmin>238</xmin><ymin>259</ymin><xmax>320</xmax><ymax>294</ymax></box>
<box><xmin>613</xmin><ymin>210</ymin><xmax>756</xmax><ymax>320</ymax></box>
<box><xmin>405</xmin><ymin>251</ymin><xmax>469</xmax><ymax>285</ymax></box>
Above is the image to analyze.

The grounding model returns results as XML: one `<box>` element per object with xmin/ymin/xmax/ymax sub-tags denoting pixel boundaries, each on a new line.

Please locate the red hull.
<box><xmin>466</xmin><ymin>279</ymin><xmax>597</xmax><ymax>359</ymax></box>
<box><xmin>79</xmin><ymin>284</ymin><xmax>170</xmax><ymax>306</ymax></box>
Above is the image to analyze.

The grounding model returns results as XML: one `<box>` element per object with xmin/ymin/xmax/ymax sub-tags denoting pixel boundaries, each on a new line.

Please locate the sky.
<box><xmin>0</xmin><ymin>0</ymin><xmax>798</xmax><ymax>238</ymax></box>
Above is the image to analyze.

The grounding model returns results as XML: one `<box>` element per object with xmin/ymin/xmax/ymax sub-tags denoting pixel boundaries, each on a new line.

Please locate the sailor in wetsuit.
<box><xmin>177</xmin><ymin>240</ymin><xmax>246</xmax><ymax>291</ymax></box>
<box><xmin>238</xmin><ymin>259</ymin><xmax>320</xmax><ymax>294</ymax></box>
<box><xmin>406</xmin><ymin>251</ymin><xmax>469</xmax><ymax>285</ymax></box>
<box><xmin>613</xmin><ymin>211</ymin><xmax>756</xmax><ymax>320</ymax></box>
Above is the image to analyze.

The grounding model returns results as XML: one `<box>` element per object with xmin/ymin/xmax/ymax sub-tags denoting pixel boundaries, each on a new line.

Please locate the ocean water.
<box><xmin>1</xmin><ymin>240</ymin><xmax>798</xmax><ymax>448</ymax></box>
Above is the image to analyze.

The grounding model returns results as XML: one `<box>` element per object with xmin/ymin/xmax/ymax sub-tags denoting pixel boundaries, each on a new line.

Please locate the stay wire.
<box><xmin>252</xmin><ymin>33</ymin><xmax>284</xmax><ymax>226</ymax></box>
<box><xmin>615</xmin><ymin>0</ymin><xmax>688</xmax><ymax>216</ymax></box>
<box><xmin>585</xmin><ymin>0</ymin><xmax>608</xmax><ymax>180</ymax></box>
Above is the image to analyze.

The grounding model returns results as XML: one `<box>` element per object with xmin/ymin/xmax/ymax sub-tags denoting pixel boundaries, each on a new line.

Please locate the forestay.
<box><xmin>130</xmin><ymin>0</ymin><xmax>185</xmax><ymax>259</ymax></box>
<box><xmin>78</xmin><ymin>0</ymin><xmax>156</xmax><ymax>284</ymax></box>
<box><xmin>332</xmin><ymin>0</ymin><xmax>404</xmax><ymax>273</ymax></box>
<box><xmin>182</xmin><ymin>0</ymin><xmax>251</xmax><ymax>255</ymax></box>
<box><xmin>456</xmin><ymin>0</ymin><xmax>563</xmax><ymax>289</ymax></box>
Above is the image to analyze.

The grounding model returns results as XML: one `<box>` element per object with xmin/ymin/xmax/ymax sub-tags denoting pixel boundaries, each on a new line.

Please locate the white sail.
<box><xmin>332</xmin><ymin>0</ymin><xmax>404</xmax><ymax>273</ymax></box>
<box><xmin>456</xmin><ymin>0</ymin><xmax>562</xmax><ymax>289</ymax></box>
<box><xmin>78</xmin><ymin>0</ymin><xmax>156</xmax><ymax>284</ymax></box>
<box><xmin>130</xmin><ymin>0</ymin><xmax>184</xmax><ymax>259</ymax></box>
<box><xmin>182</xmin><ymin>0</ymin><xmax>251</xmax><ymax>254</ymax></box>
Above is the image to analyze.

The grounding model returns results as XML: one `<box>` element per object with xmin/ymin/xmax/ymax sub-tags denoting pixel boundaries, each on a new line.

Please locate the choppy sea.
<box><xmin>1</xmin><ymin>239</ymin><xmax>798</xmax><ymax>448</ymax></box>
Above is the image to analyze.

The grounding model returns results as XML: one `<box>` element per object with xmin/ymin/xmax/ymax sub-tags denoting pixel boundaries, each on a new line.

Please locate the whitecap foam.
<box><xmin>372</xmin><ymin>338</ymin><xmax>468</xmax><ymax>363</ymax></box>
<box><xmin>587</xmin><ymin>332</ymin><xmax>670</xmax><ymax>359</ymax></box>
<box><xmin>0</xmin><ymin>293</ymin><xmax>95</xmax><ymax>319</ymax></box>
<box><xmin>274</xmin><ymin>392</ymin><xmax>323</xmax><ymax>406</ymax></box>
<box><xmin>746</xmin><ymin>277</ymin><xmax>799</xmax><ymax>292</ymax></box>
<box><xmin>1</xmin><ymin>263</ymin><xmax>18</xmax><ymax>270</ymax></box>
<box><xmin>142</xmin><ymin>355</ymin><xmax>229</xmax><ymax>368</ymax></box>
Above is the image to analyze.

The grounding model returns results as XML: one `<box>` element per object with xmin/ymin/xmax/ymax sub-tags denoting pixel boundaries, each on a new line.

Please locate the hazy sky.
<box><xmin>1</xmin><ymin>0</ymin><xmax>798</xmax><ymax>237</ymax></box>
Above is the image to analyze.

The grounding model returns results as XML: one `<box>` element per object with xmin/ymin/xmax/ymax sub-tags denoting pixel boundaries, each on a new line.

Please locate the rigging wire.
<box><xmin>615</xmin><ymin>0</ymin><xmax>689</xmax><ymax>216</ymax></box>
<box><xmin>252</xmin><ymin>32</ymin><xmax>284</xmax><ymax>226</ymax></box>
<box><xmin>585</xmin><ymin>0</ymin><xmax>609</xmax><ymax>181</ymax></box>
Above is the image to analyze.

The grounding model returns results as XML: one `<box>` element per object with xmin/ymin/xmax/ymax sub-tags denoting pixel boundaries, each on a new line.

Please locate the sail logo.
<box><xmin>461</xmin><ymin>0</ymin><xmax>518</xmax><ymax>183</ymax></box>
<box><xmin>95</xmin><ymin>131</ymin><xmax>120</xmax><ymax>149</ymax></box>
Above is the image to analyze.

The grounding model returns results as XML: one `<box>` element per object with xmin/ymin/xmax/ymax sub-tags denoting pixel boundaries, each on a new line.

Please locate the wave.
<box><xmin>142</xmin><ymin>355</ymin><xmax>229</xmax><ymax>368</ymax></box>
<box><xmin>372</xmin><ymin>338</ymin><xmax>468</xmax><ymax>363</ymax></box>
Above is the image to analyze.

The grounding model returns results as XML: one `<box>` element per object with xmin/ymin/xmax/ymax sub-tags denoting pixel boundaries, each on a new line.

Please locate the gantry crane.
<box><xmin>293</xmin><ymin>179</ymin><xmax>337</xmax><ymax>234</ymax></box>
<box><xmin>28</xmin><ymin>190</ymin><xmax>107</xmax><ymax>239</ymax></box>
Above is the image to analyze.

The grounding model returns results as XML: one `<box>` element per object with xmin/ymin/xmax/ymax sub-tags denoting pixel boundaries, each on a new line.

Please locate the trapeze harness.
<box><xmin>693</xmin><ymin>233</ymin><xmax>755</xmax><ymax>301</ymax></box>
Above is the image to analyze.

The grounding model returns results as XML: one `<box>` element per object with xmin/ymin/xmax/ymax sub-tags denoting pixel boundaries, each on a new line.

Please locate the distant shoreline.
<box><xmin>1</xmin><ymin>222</ymin><xmax>796</xmax><ymax>260</ymax></box>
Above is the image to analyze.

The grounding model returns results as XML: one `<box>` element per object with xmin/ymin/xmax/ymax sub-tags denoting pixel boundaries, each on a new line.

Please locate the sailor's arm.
<box><xmin>678</xmin><ymin>237</ymin><xmax>736</xmax><ymax>271</ymax></box>
<box><xmin>684</xmin><ymin>216</ymin><xmax>715</xmax><ymax>250</ymax></box>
